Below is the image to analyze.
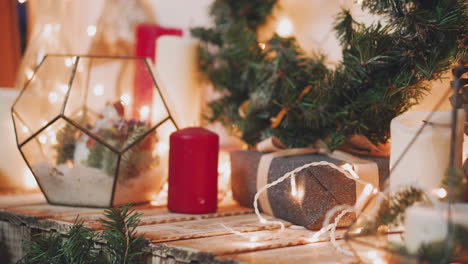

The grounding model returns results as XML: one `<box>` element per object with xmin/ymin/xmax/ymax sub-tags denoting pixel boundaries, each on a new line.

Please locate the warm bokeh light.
<box><xmin>87</xmin><ymin>25</ymin><xmax>97</xmax><ymax>36</ymax></box>
<box><xmin>65</xmin><ymin>57</ymin><xmax>74</xmax><ymax>67</ymax></box>
<box><xmin>290</xmin><ymin>175</ymin><xmax>305</xmax><ymax>202</ymax></box>
<box><xmin>139</xmin><ymin>105</ymin><xmax>150</xmax><ymax>120</ymax></box>
<box><xmin>150</xmin><ymin>185</ymin><xmax>167</xmax><ymax>206</ymax></box>
<box><xmin>48</xmin><ymin>92</ymin><xmax>58</xmax><ymax>103</ymax></box>
<box><xmin>25</xmin><ymin>68</ymin><xmax>34</xmax><ymax>80</ymax></box>
<box><xmin>366</xmin><ymin>250</ymin><xmax>386</xmax><ymax>264</ymax></box>
<box><xmin>218</xmin><ymin>151</ymin><xmax>232</xmax><ymax>202</ymax></box>
<box><xmin>93</xmin><ymin>84</ymin><xmax>104</xmax><ymax>96</ymax></box>
<box><xmin>38</xmin><ymin>135</ymin><xmax>47</xmax><ymax>144</ymax></box>
<box><xmin>58</xmin><ymin>84</ymin><xmax>69</xmax><ymax>94</ymax></box>
<box><xmin>23</xmin><ymin>168</ymin><xmax>38</xmax><ymax>190</ymax></box>
<box><xmin>48</xmin><ymin>130</ymin><xmax>57</xmax><ymax>145</ymax></box>
<box><xmin>21</xmin><ymin>125</ymin><xmax>29</xmax><ymax>134</ymax></box>
<box><xmin>276</xmin><ymin>18</ymin><xmax>294</xmax><ymax>37</ymax></box>
<box><xmin>120</xmin><ymin>93</ymin><xmax>132</xmax><ymax>106</ymax></box>
<box><xmin>432</xmin><ymin>188</ymin><xmax>447</xmax><ymax>199</ymax></box>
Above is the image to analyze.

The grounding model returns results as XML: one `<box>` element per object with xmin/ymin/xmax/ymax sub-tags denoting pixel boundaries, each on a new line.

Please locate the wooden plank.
<box><xmin>0</xmin><ymin>193</ymin><xmax>365</xmax><ymax>264</ymax></box>
<box><xmin>0</xmin><ymin>192</ymin><xmax>46</xmax><ymax>209</ymax></box>
<box><xmin>55</xmin><ymin>204</ymin><xmax>253</xmax><ymax>230</ymax></box>
<box><xmin>0</xmin><ymin>220</ymin><xmax>32</xmax><ymax>264</ymax></box>
<box><xmin>162</xmin><ymin>228</ymin><xmax>347</xmax><ymax>256</ymax></box>
<box><xmin>219</xmin><ymin>241</ymin><xmax>355</xmax><ymax>264</ymax></box>
<box><xmin>0</xmin><ymin>209</ymin><xmax>74</xmax><ymax>233</ymax></box>
<box><xmin>0</xmin><ymin>203</ymin><xmax>100</xmax><ymax>233</ymax></box>
<box><xmin>140</xmin><ymin>214</ymin><xmax>290</xmax><ymax>243</ymax></box>
<box><xmin>148</xmin><ymin>244</ymin><xmax>238</xmax><ymax>264</ymax></box>
<box><xmin>2</xmin><ymin>203</ymin><xmax>102</xmax><ymax>219</ymax></box>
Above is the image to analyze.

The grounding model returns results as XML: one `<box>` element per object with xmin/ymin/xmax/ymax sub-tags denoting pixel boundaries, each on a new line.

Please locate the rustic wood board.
<box><xmin>54</xmin><ymin>203</ymin><xmax>253</xmax><ymax>230</ymax></box>
<box><xmin>0</xmin><ymin>221</ymin><xmax>32</xmax><ymax>263</ymax></box>
<box><xmin>220</xmin><ymin>241</ymin><xmax>356</xmax><ymax>264</ymax></box>
<box><xmin>160</xmin><ymin>228</ymin><xmax>347</xmax><ymax>256</ymax></box>
<box><xmin>139</xmin><ymin>214</ymin><xmax>290</xmax><ymax>243</ymax></box>
<box><xmin>1</xmin><ymin>203</ymin><xmax>102</xmax><ymax>219</ymax></box>
<box><xmin>0</xmin><ymin>192</ymin><xmax>45</xmax><ymax>209</ymax></box>
<box><xmin>0</xmin><ymin>192</ymin><xmax>365</xmax><ymax>264</ymax></box>
<box><xmin>0</xmin><ymin>209</ymin><xmax>75</xmax><ymax>233</ymax></box>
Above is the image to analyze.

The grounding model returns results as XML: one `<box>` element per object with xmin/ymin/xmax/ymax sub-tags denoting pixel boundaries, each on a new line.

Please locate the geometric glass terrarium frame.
<box><xmin>344</xmin><ymin>78</ymin><xmax>466</xmax><ymax>263</ymax></box>
<box><xmin>12</xmin><ymin>54</ymin><xmax>178</xmax><ymax>208</ymax></box>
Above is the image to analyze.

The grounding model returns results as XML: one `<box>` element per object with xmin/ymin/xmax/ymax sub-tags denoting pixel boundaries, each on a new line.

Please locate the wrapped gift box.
<box><xmin>230</xmin><ymin>150</ymin><xmax>389</xmax><ymax>229</ymax></box>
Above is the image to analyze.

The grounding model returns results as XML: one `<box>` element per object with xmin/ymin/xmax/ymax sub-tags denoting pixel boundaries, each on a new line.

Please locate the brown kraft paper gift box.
<box><xmin>230</xmin><ymin>150</ymin><xmax>389</xmax><ymax>229</ymax></box>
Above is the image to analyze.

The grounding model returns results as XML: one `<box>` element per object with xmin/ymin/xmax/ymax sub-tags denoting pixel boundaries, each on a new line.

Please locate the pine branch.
<box><xmin>192</xmin><ymin>0</ymin><xmax>467</xmax><ymax>149</ymax></box>
<box><xmin>17</xmin><ymin>231</ymin><xmax>64</xmax><ymax>264</ymax></box>
<box><xmin>361</xmin><ymin>187</ymin><xmax>424</xmax><ymax>235</ymax></box>
<box><xmin>17</xmin><ymin>220</ymin><xmax>99</xmax><ymax>264</ymax></box>
<box><xmin>17</xmin><ymin>205</ymin><xmax>147</xmax><ymax>264</ymax></box>
<box><xmin>99</xmin><ymin>205</ymin><xmax>147</xmax><ymax>264</ymax></box>
<box><xmin>61</xmin><ymin>220</ymin><xmax>101</xmax><ymax>264</ymax></box>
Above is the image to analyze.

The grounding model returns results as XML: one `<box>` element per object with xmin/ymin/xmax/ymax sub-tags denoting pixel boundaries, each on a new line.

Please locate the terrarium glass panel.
<box><xmin>113</xmin><ymin>119</ymin><xmax>176</xmax><ymax>205</ymax></box>
<box><xmin>12</xmin><ymin>56</ymin><xmax>75</xmax><ymax>145</ymax></box>
<box><xmin>20</xmin><ymin>118</ymin><xmax>116</xmax><ymax>207</ymax></box>
<box><xmin>13</xmin><ymin>55</ymin><xmax>177</xmax><ymax>207</ymax></box>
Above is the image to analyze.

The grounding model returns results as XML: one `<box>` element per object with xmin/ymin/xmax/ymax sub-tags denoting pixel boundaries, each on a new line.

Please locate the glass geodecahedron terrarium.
<box><xmin>12</xmin><ymin>55</ymin><xmax>178</xmax><ymax>207</ymax></box>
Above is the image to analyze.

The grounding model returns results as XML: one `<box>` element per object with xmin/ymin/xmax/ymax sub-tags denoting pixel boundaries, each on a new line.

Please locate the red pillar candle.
<box><xmin>168</xmin><ymin>127</ymin><xmax>219</xmax><ymax>214</ymax></box>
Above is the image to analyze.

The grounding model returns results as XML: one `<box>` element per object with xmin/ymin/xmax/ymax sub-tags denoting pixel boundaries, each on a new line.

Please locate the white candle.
<box><xmin>390</xmin><ymin>110</ymin><xmax>464</xmax><ymax>191</ymax></box>
<box><xmin>155</xmin><ymin>36</ymin><xmax>202</xmax><ymax>128</ymax></box>
<box><xmin>0</xmin><ymin>88</ymin><xmax>38</xmax><ymax>190</ymax></box>
<box><xmin>404</xmin><ymin>203</ymin><xmax>468</xmax><ymax>253</ymax></box>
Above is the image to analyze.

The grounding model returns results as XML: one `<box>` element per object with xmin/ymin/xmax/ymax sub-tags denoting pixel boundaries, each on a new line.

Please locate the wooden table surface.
<box><xmin>0</xmin><ymin>191</ymin><xmax>360</xmax><ymax>264</ymax></box>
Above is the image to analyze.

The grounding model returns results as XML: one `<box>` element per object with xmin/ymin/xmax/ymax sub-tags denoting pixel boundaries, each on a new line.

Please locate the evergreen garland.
<box><xmin>16</xmin><ymin>204</ymin><xmax>147</xmax><ymax>264</ymax></box>
<box><xmin>192</xmin><ymin>0</ymin><xmax>467</xmax><ymax>149</ymax></box>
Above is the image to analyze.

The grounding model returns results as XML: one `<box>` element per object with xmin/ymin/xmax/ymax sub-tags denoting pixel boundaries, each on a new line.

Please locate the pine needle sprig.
<box><xmin>375</xmin><ymin>187</ymin><xmax>424</xmax><ymax>227</ymax></box>
<box><xmin>360</xmin><ymin>187</ymin><xmax>424</xmax><ymax>235</ymax></box>
<box><xmin>17</xmin><ymin>231</ymin><xmax>64</xmax><ymax>264</ymax></box>
<box><xmin>61</xmin><ymin>220</ymin><xmax>101</xmax><ymax>264</ymax></box>
<box><xmin>17</xmin><ymin>220</ymin><xmax>99</xmax><ymax>264</ymax></box>
<box><xmin>99</xmin><ymin>205</ymin><xmax>147</xmax><ymax>264</ymax></box>
<box><xmin>17</xmin><ymin>204</ymin><xmax>147</xmax><ymax>264</ymax></box>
